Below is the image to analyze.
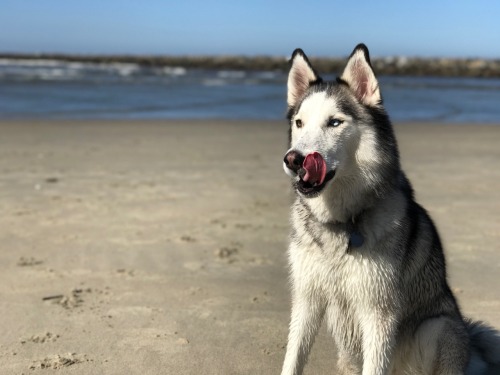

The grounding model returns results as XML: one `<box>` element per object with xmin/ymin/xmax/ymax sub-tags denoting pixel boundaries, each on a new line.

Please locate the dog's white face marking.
<box><xmin>284</xmin><ymin>89</ymin><xmax>384</xmax><ymax>223</ymax></box>
<box><xmin>285</xmin><ymin>91</ymin><xmax>358</xmax><ymax>181</ymax></box>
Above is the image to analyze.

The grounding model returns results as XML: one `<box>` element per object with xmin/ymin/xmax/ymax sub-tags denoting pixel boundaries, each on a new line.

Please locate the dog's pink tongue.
<box><xmin>302</xmin><ymin>152</ymin><xmax>327</xmax><ymax>185</ymax></box>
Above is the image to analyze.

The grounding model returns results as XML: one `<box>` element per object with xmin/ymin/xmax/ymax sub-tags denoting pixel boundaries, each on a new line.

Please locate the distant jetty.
<box><xmin>1</xmin><ymin>53</ymin><xmax>500</xmax><ymax>78</ymax></box>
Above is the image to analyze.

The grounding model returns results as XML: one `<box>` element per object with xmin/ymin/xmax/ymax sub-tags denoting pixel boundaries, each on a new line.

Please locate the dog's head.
<box><xmin>283</xmin><ymin>44</ymin><xmax>399</xmax><ymax>200</ymax></box>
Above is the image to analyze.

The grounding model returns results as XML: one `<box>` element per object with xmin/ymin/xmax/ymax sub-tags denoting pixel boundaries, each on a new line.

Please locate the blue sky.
<box><xmin>1</xmin><ymin>0</ymin><xmax>499</xmax><ymax>58</ymax></box>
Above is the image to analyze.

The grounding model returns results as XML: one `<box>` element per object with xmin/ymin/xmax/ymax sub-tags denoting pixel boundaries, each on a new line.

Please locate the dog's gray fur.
<box><xmin>281</xmin><ymin>44</ymin><xmax>500</xmax><ymax>375</ymax></box>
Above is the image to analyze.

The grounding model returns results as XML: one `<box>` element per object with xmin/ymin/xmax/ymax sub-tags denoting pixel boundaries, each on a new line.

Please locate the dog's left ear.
<box><xmin>340</xmin><ymin>44</ymin><xmax>381</xmax><ymax>106</ymax></box>
<box><xmin>288</xmin><ymin>49</ymin><xmax>321</xmax><ymax>108</ymax></box>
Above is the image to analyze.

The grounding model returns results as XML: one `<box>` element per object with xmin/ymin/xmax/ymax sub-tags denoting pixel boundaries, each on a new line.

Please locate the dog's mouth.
<box><xmin>284</xmin><ymin>151</ymin><xmax>337</xmax><ymax>197</ymax></box>
<box><xmin>295</xmin><ymin>169</ymin><xmax>336</xmax><ymax>196</ymax></box>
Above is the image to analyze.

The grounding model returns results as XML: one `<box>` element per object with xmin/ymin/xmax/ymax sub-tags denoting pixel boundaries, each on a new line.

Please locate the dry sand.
<box><xmin>0</xmin><ymin>120</ymin><xmax>498</xmax><ymax>374</ymax></box>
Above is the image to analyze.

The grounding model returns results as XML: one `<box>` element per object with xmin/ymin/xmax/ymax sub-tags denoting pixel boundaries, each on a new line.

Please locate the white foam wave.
<box><xmin>0</xmin><ymin>58</ymin><xmax>144</xmax><ymax>80</ymax></box>
<box><xmin>0</xmin><ymin>58</ymin><xmax>68</xmax><ymax>67</ymax></box>
<box><xmin>163</xmin><ymin>66</ymin><xmax>187</xmax><ymax>76</ymax></box>
<box><xmin>217</xmin><ymin>70</ymin><xmax>246</xmax><ymax>79</ymax></box>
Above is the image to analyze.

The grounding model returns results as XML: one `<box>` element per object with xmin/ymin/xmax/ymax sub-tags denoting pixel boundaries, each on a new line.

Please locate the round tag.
<box><xmin>350</xmin><ymin>231</ymin><xmax>364</xmax><ymax>248</ymax></box>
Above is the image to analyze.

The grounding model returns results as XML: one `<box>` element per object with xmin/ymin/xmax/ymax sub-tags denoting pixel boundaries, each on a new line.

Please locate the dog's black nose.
<box><xmin>284</xmin><ymin>150</ymin><xmax>305</xmax><ymax>173</ymax></box>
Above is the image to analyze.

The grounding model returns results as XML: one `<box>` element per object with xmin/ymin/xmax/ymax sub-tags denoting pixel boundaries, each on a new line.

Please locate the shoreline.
<box><xmin>0</xmin><ymin>119</ymin><xmax>498</xmax><ymax>374</ymax></box>
<box><xmin>2</xmin><ymin>53</ymin><xmax>500</xmax><ymax>77</ymax></box>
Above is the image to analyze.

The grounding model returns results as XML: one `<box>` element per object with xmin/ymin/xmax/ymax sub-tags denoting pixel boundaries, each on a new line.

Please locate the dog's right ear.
<box><xmin>287</xmin><ymin>49</ymin><xmax>320</xmax><ymax>108</ymax></box>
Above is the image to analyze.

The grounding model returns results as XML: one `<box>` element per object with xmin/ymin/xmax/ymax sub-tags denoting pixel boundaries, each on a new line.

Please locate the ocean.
<box><xmin>1</xmin><ymin>58</ymin><xmax>500</xmax><ymax>123</ymax></box>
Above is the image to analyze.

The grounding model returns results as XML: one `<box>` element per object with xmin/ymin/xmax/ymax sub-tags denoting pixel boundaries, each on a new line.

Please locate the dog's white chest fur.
<box><xmin>288</xmin><ymin>198</ymin><xmax>401</xmax><ymax>352</ymax></box>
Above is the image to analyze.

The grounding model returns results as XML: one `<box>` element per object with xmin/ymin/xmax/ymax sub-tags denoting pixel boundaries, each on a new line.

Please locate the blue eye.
<box><xmin>327</xmin><ymin>118</ymin><xmax>343</xmax><ymax>127</ymax></box>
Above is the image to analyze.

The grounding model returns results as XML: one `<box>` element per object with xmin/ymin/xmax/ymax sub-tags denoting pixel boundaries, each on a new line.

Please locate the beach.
<box><xmin>0</xmin><ymin>119</ymin><xmax>499</xmax><ymax>374</ymax></box>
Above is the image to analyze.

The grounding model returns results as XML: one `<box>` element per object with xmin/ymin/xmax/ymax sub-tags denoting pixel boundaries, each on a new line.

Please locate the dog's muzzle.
<box><xmin>283</xmin><ymin>150</ymin><xmax>335</xmax><ymax>197</ymax></box>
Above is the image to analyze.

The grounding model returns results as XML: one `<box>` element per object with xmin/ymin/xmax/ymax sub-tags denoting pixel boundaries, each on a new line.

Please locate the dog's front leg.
<box><xmin>281</xmin><ymin>289</ymin><xmax>325</xmax><ymax>375</ymax></box>
<box><xmin>360</xmin><ymin>314</ymin><xmax>396</xmax><ymax>375</ymax></box>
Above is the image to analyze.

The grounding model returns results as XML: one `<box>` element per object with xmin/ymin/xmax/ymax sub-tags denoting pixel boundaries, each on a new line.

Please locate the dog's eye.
<box><xmin>295</xmin><ymin>119</ymin><xmax>303</xmax><ymax>128</ymax></box>
<box><xmin>327</xmin><ymin>118</ymin><xmax>343</xmax><ymax>127</ymax></box>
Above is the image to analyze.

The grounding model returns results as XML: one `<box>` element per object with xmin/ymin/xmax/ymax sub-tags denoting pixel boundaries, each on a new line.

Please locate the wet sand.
<box><xmin>0</xmin><ymin>120</ymin><xmax>498</xmax><ymax>374</ymax></box>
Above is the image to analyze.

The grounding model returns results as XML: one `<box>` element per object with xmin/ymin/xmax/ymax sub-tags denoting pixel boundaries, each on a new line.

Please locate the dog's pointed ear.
<box><xmin>287</xmin><ymin>49</ymin><xmax>320</xmax><ymax>108</ymax></box>
<box><xmin>340</xmin><ymin>44</ymin><xmax>381</xmax><ymax>106</ymax></box>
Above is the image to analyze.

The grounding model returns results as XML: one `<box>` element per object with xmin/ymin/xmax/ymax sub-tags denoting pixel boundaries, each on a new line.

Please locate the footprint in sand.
<box><xmin>214</xmin><ymin>246</ymin><xmax>239</xmax><ymax>263</ymax></box>
<box><xmin>176</xmin><ymin>337</ymin><xmax>189</xmax><ymax>345</ymax></box>
<box><xmin>29</xmin><ymin>353</ymin><xmax>89</xmax><ymax>370</ymax></box>
<box><xmin>214</xmin><ymin>242</ymin><xmax>272</xmax><ymax>266</ymax></box>
<box><xmin>234</xmin><ymin>222</ymin><xmax>264</xmax><ymax>231</ymax></box>
<box><xmin>21</xmin><ymin>332</ymin><xmax>59</xmax><ymax>344</ymax></box>
<box><xmin>250</xmin><ymin>291</ymin><xmax>273</xmax><ymax>305</ymax></box>
<box><xmin>179</xmin><ymin>235</ymin><xmax>197</xmax><ymax>243</ymax></box>
<box><xmin>116</xmin><ymin>268</ymin><xmax>135</xmax><ymax>277</ymax></box>
<box><xmin>17</xmin><ymin>257</ymin><xmax>43</xmax><ymax>267</ymax></box>
<box><xmin>42</xmin><ymin>287</ymin><xmax>109</xmax><ymax>311</ymax></box>
<box><xmin>209</xmin><ymin>218</ymin><xmax>227</xmax><ymax>228</ymax></box>
<box><xmin>42</xmin><ymin>289</ymin><xmax>87</xmax><ymax>309</ymax></box>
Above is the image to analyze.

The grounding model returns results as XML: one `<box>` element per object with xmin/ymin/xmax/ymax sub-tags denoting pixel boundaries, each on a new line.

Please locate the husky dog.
<box><xmin>281</xmin><ymin>44</ymin><xmax>500</xmax><ymax>375</ymax></box>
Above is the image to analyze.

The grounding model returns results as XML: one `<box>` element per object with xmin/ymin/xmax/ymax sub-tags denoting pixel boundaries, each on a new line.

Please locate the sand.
<box><xmin>0</xmin><ymin>120</ymin><xmax>498</xmax><ymax>374</ymax></box>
